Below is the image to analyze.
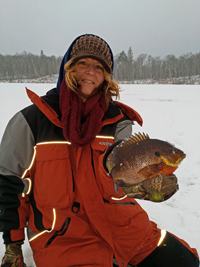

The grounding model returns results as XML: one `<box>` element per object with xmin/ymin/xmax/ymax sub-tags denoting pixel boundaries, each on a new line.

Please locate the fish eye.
<box><xmin>155</xmin><ymin>151</ymin><xmax>161</xmax><ymax>157</ymax></box>
<box><xmin>172</xmin><ymin>149</ymin><xmax>177</xmax><ymax>155</ymax></box>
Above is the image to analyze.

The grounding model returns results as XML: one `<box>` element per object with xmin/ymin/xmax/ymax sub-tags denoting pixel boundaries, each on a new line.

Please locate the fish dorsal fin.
<box><xmin>112</xmin><ymin>132</ymin><xmax>150</xmax><ymax>164</ymax></box>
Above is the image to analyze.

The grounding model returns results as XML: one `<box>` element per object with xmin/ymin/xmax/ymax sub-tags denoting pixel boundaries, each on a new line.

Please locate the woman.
<box><xmin>0</xmin><ymin>34</ymin><xmax>199</xmax><ymax>267</ymax></box>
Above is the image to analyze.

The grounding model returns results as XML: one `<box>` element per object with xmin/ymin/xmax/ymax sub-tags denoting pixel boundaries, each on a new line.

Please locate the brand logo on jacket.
<box><xmin>99</xmin><ymin>141</ymin><xmax>112</xmax><ymax>146</ymax></box>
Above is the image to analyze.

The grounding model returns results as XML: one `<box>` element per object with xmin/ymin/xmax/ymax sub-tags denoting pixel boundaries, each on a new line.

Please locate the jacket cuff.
<box><xmin>3</xmin><ymin>229</ymin><xmax>25</xmax><ymax>244</ymax></box>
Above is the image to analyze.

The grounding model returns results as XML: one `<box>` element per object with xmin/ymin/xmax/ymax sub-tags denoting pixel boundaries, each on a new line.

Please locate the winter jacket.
<box><xmin>0</xmin><ymin>86</ymin><xmax>164</xmax><ymax>267</ymax></box>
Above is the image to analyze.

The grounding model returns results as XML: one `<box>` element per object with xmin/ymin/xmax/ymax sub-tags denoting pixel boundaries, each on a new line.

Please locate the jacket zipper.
<box><xmin>45</xmin><ymin>217</ymin><xmax>71</xmax><ymax>248</ymax></box>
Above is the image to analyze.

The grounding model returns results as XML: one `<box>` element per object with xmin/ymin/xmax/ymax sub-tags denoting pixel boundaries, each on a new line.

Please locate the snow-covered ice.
<box><xmin>0</xmin><ymin>83</ymin><xmax>199</xmax><ymax>266</ymax></box>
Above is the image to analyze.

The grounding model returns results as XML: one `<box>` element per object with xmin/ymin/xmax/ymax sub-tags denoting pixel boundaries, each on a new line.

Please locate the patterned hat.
<box><xmin>70</xmin><ymin>34</ymin><xmax>113</xmax><ymax>74</ymax></box>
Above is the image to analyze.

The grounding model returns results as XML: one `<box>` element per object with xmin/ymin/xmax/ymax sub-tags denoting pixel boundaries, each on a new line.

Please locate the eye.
<box><xmin>78</xmin><ymin>60</ymin><xmax>87</xmax><ymax>66</ymax></box>
<box><xmin>155</xmin><ymin>151</ymin><xmax>161</xmax><ymax>157</ymax></box>
<box><xmin>96</xmin><ymin>65</ymin><xmax>103</xmax><ymax>70</ymax></box>
<box><xmin>172</xmin><ymin>149</ymin><xmax>177</xmax><ymax>155</ymax></box>
<box><xmin>95</xmin><ymin>65</ymin><xmax>103</xmax><ymax>72</ymax></box>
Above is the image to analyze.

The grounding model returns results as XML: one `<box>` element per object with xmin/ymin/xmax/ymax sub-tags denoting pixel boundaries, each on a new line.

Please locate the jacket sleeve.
<box><xmin>102</xmin><ymin>119</ymin><xmax>133</xmax><ymax>173</ymax></box>
<box><xmin>0</xmin><ymin>111</ymin><xmax>35</xmax><ymax>244</ymax></box>
<box><xmin>114</xmin><ymin>120</ymin><xmax>133</xmax><ymax>142</ymax></box>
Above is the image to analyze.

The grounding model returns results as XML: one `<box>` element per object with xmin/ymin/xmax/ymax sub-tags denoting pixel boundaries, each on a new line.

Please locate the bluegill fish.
<box><xmin>107</xmin><ymin>133</ymin><xmax>186</xmax><ymax>189</ymax></box>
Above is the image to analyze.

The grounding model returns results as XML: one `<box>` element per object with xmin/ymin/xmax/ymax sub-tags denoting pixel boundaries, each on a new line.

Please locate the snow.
<box><xmin>0</xmin><ymin>83</ymin><xmax>199</xmax><ymax>266</ymax></box>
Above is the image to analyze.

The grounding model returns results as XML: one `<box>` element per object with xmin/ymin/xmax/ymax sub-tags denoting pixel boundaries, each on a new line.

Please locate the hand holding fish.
<box><xmin>106</xmin><ymin>133</ymin><xmax>186</xmax><ymax>202</ymax></box>
<box><xmin>122</xmin><ymin>173</ymin><xmax>179</xmax><ymax>202</ymax></box>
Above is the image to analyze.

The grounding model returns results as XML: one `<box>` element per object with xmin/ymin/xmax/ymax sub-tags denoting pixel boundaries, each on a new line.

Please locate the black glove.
<box><xmin>1</xmin><ymin>241</ymin><xmax>27</xmax><ymax>267</ymax></box>
<box><xmin>122</xmin><ymin>174</ymin><xmax>179</xmax><ymax>202</ymax></box>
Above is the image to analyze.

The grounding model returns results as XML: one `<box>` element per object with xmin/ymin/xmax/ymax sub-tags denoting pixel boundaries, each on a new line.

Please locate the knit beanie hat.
<box><xmin>70</xmin><ymin>34</ymin><xmax>113</xmax><ymax>74</ymax></box>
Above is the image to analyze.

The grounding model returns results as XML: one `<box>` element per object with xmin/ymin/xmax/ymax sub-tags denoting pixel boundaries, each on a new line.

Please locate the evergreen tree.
<box><xmin>127</xmin><ymin>47</ymin><xmax>134</xmax><ymax>81</ymax></box>
<box><xmin>39</xmin><ymin>50</ymin><xmax>46</xmax><ymax>76</ymax></box>
<box><xmin>117</xmin><ymin>51</ymin><xmax>128</xmax><ymax>81</ymax></box>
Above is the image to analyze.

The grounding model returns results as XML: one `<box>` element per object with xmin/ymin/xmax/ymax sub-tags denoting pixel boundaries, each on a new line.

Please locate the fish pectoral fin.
<box><xmin>138</xmin><ymin>164</ymin><xmax>161</xmax><ymax>178</ymax></box>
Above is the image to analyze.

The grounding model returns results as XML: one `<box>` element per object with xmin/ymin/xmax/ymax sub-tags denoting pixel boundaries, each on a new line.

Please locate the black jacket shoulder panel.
<box><xmin>100</xmin><ymin>101</ymin><xmax>132</xmax><ymax>137</ymax></box>
<box><xmin>41</xmin><ymin>88</ymin><xmax>62</xmax><ymax>119</ymax></box>
<box><xmin>103</xmin><ymin>101</ymin><xmax>121</xmax><ymax>121</ymax></box>
<box><xmin>20</xmin><ymin>104</ymin><xmax>39</xmax><ymax>142</ymax></box>
<box><xmin>21</xmin><ymin>88</ymin><xmax>64</xmax><ymax>143</ymax></box>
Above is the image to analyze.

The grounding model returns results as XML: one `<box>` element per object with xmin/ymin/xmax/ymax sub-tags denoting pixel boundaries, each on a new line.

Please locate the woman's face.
<box><xmin>74</xmin><ymin>58</ymin><xmax>105</xmax><ymax>102</ymax></box>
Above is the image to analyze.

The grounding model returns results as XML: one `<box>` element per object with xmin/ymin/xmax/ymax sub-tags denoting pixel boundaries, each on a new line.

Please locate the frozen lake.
<box><xmin>0</xmin><ymin>83</ymin><xmax>199</xmax><ymax>266</ymax></box>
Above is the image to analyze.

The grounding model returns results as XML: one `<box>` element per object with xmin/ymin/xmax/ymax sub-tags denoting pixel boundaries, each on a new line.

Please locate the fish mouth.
<box><xmin>160</xmin><ymin>154</ymin><xmax>186</xmax><ymax>167</ymax></box>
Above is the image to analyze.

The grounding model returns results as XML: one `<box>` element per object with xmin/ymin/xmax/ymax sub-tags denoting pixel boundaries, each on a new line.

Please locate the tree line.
<box><xmin>113</xmin><ymin>48</ymin><xmax>200</xmax><ymax>82</ymax></box>
<box><xmin>0</xmin><ymin>50</ymin><xmax>62</xmax><ymax>81</ymax></box>
<box><xmin>0</xmin><ymin>49</ymin><xmax>200</xmax><ymax>82</ymax></box>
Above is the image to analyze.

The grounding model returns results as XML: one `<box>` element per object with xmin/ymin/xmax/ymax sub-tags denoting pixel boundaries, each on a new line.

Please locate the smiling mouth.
<box><xmin>83</xmin><ymin>80</ymin><xmax>94</xmax><ymax>84</ymax></box>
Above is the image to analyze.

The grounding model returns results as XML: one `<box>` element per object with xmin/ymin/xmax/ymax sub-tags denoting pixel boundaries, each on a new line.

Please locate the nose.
<box><xmin>86</xmin><ymin>64</ymin><xmax>95</xmax><ymax>75</ymax></box>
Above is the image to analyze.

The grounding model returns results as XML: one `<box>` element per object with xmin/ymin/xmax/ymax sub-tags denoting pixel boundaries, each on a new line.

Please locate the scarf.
<box><xmin>59</xmin><ymin>79</ymin><xmax>107</xmax><ymax>147</ymax></box>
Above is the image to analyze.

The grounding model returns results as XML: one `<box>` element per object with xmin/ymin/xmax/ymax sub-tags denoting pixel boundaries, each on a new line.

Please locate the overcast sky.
<box><xmin>0</xmin><ymin>0</ymin><xmax>200</xmax><ymax>59</ymax></box>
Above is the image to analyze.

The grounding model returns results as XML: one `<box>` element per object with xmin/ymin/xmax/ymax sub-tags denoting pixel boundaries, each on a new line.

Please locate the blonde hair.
<box><xmin>64</xmin><ymin>59</ymin><xmax>120</xmax><ymax>107</ymax></box>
